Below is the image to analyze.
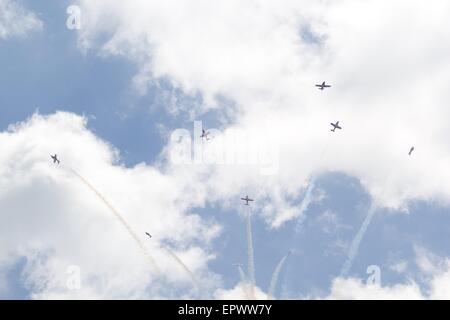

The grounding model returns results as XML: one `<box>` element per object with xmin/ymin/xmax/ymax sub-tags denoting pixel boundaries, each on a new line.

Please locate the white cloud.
<box><xmin>0</xmin><ymin>0</ymin><xmax>43</xmax><ymax>39</ymax></box>
<box><xmin>327</xmin><ymin>277</ymin><xmax>424</xmax><ymax>300</ymax></box>
<box><xmin>328</xmin><ymin>249</ymin><xmax>450</xmax><ymax>300</ymax></box>
<box><xmin>214</xmin><ymin>283</ymin><xmax>268</xmax><ymax>300</ymax></box>
<box><xmin>73</xmin><ymin>0</ymin><xmax>450</xmax><ymax>228</ymax></box>
<box><xmin>0</xmin><ymin>112</ymin><xmax>222</xmax><ymax>298</ymax></box>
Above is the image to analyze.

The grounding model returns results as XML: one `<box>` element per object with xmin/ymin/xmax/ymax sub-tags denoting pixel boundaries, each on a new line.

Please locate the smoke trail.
<box><xmin>69</xmin><ymin>167</ymin><xmax>202</xmax><ymax>296</ymax></box>
<box><xmin>235</xmin><ymin>264</ymin><xmax>247</xmax><ymax>284</ymax></box>
<box><xmin>267</xmin><ymin>251</ymin><xmax>291</xmax><ymax>299</ymax></box>
<box><xmin>235</xmin><ymin>264</ymin><xmax>251</xmax><ymax>299</ymax></box>
<box><xmin>295</xmin><ymin>177</ymin><xmax>316</xmax><ymax>232</ymax></box>
<box><xmin>340</xmin><ymin>202</ymin><xmax>377</xmax><ymax>277</ymax></box>
<box><xmin>68</xmin><ymin>168</ymin><xmax>161</xmax><ymax>274</ymax></box>
<box><xmin>246</xmin><ymin>208</ymin><xmax>256</xmax><ymax>298</ymax></box>
<box><xmin>294</xmin><ymin>136</ymin><xmax>331</xmax><ymax>231</ymax></box>
<box><xmin>163</xmin><ymin>246</ymin><xmax>201</xmax><ymax>294</ymax></box>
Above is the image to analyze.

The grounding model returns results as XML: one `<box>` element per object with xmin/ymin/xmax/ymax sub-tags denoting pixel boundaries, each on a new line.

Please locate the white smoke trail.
<box><xmin>235</xmin><ymin>264</ymin><xmax>251</xmax><ymax>299</ymax></box>
<box><xmin>294</xmin><ymin>136</ymin><xmax>332</xmax><ymax>231</ymax></box>
<box><xmin>295</xmin><ymin>177</ymin><xmax>316</xmax><ymax>232</ymax></box>
<box><xmin>163</xmin><ymin>246</ymin><xmax>201</xmax><ymax>294</ymax></box>
<box><xmin>267</xmin><ymin>251</ymin><xmax>291</xmax><ymax>299</ymax></box>
<box><xmin>69</xmin><ymin>168</ymin><xmax>202</xmax><ymax>295</ymax></box>
<box><xmin>340</xmin><ymin>202</ymin><xmax>377</xmax><ymax>277</ymax></box>
<box><xmin>68</xmin><ymin>168</ymin><xmax>161</xmax><ymax>274</ymax></box>
<box><xmin>339</xmin><ymin>171</ymin><xmax>394</xmax><ymax>277</ymax></box>
<box><xmin>246</xmin><ymin>208</ymin><xmax>256</xmax><ymax>298</ymax></box>
<box><xmin>235</xmin><ymin>264</ymin><xmax>247</xmax><ymax>284</ymax></box>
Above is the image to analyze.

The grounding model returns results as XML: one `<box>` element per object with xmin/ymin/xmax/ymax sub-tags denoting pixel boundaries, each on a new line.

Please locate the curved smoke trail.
<box><xmin>295</xmin><ymin>177</ymin><xmax>316</xmax><ymax>232</ymax></box>
<box><xmin>68</xmin><ymin>168</ymin><xmax>161</xmax><ymax>274</ymax></box>
<box><xmin>340</xmin><ymin>202</ymin><xmax>377</xmax><ymax>277</ymax></box>
<box><xmin>162</xmin><ymin>246</ymin><xmax>201</xmax><ymax>294</ymax></box>
<box><xmin>268</xmin><ymin>251</ymin><xmax>291</xmax><ymax>299</ymax></box>
<box><xmin>339</xmin><ymin>171</ymin><xmax>394</xmax><ymax>277</ymax></box>
<box><xmin>294</xmin><ymin>136</ymin><xmax>332</xmax><ymax>231</ymax></box>
<box><xmin>246</xmin><ymin>208</ymin><xmax>256</xmax><ymax>298</ymax></box>
<box><xmin>69</xmin><ymin>167</ymin><xmax>202</xmax><ymax>295</ymax></box>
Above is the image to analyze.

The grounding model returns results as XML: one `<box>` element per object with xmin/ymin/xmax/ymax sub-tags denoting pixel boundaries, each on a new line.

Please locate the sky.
<box><xmin>1</xmin><ymin>0</ymin><xmax>450</xmax><ymax>300</ymax></box>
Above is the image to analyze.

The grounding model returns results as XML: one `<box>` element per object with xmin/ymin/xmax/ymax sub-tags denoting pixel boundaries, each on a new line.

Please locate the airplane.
<box><xmin>51</xmin><ymin>154</ymin><xmax>60</xmax><ymax>164</ymax></box>
<box><xmin>232</xmin><ymin>263</ymin><xmax>244</xmax><ymax>267</ymax></box>
<box><xmin>145</xmin><ymin>232</ymin><xmax>152</xmax><ymax>239</ymax></box>
<box><xmin>200</xmin><ymin>129</ymin><xmax>210</xmax><ymax>141</ymax></box>
<box><xmin>316</xmin><ymin>81</ymin><xmax>331</xmax><ymax>90</ymax></box>
<box><xmin>408</xmin><ymin>146</ymin><xmax>415</xmax><ymax>156</ymax></box>
<box><xmin>330</xmin><ymin>121</ymin><xmax>342</xmax><ymax>132</ymax></box>
<box><xmin>241</xmin><ymin>195</ymin><xmax>254</xmax><ymax>205</ymax></box>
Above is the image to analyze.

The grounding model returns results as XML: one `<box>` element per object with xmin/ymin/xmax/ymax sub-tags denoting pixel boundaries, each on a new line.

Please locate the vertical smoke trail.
<box><xmin>163</xmin><ymin>246</ymin><xmax>201</xmax><ymax>294</ymax></box>
<box><xmin>237</xmin><ymin>265</ymin><xmax>247</xmax><ymax>284</ymax></box>
<box><xmin>340</xmin><ymin>202</ymin><xmax>377</xmax><ymax>277</ymax></box>
<box><xmin>246</xmin><ymin>208</ymin><xmax>256</xmax><ymax>298</ymax></box>
<box><xmin>235</xmin><ymin>264</ymin><xmax>251</xmax><ymax>299</ymax></box>
<box><xmin>268</xmin><ymin>251</ymin><xmax>291</xmax><ymax>299</ymax></box>
<box><xmin>68</xmin><ymin>168</ymin><xmax>160</xmax><ymax>274</ymax></box>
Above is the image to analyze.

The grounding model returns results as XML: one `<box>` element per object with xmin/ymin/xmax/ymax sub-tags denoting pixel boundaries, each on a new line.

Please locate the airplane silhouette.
<box><xmin>330</xmin><ymin>121</ymin><xmax>342</xmax><ymax>132</ymax></box>
<box><xmin>316</xmin><ymin>81</ymin><xmax>331</xmax><ymax>90</ymax></box>
<box><xmin>200</xmin><ymin>129</ymin><xmax>210</xmax><ymax>141</ymax></box>
<box><xmin>51</xmin><ymin>154</ymin><xmax>60</xmax><ymax>164</ymax></box>
<box><xmin>241</xmin><ymin>195</ymin><xmax>254</xmax><ymax>205</ymax></box>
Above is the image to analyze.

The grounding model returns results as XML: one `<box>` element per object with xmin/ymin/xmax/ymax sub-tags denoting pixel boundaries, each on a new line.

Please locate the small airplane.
<box><xmin>330</xmin><ymin>121</ymin><xmax>342</xmax><ymax>132</ymax></box>
<box><xmin>241</xmin><ymin>195</ymin><xmax>254</xmax><ymax>206</ymax></box>
<box><xmin>316</xmin><ymin>81</ymin><xmax>331</xmax><ymax>90</ymax></box>
<box><xmin>51</xmin><ymin>154</ymin><xmax>60</xmax><ymax>164</ymax></box>
<box><xmin>408</xmin><ymin>146</ymin><xmax>415</xmax><ymax>156</ymax></box>
<box><xmin>145</xmin><ymin>232</ymin><xmax>152</xmax><ymax>239</ymax></box>
<box><xmin>232</xmin><ymin>263</ymin><xmax>244</xmax><ymax>267</ymax></box>
<box><xmin>200</xmin><ymin>129</ymin><xmax>210</xmax><ymax>141</ymax></box>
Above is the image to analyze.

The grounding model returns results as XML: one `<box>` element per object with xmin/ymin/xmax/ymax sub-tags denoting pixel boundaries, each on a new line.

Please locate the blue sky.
<box><xmin>2</xmin><ymin>0</ymin><xmax>450</xmax><ymax>300</ymax></box>
<box><xmin>0</xmin><ymin>0</ymin><xmax>161</xmax><ymax>167</ymax></box>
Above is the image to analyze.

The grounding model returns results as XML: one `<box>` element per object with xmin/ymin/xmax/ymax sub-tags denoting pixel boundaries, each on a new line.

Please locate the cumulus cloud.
<box><xmin>327</xmin><ymin>277</ymin><xmax>424</xmax><ymax>300</ymax></box>
<box><xmin>72</xmin><ymin>0</ymin><xmax>450</xmax><ymax>228</ymax></box>
<box><xmin>0</xmin><ymin>0</ymin><xmax>43</xmax><ymax>39</ymax></box>
<box><xmin>0</xmin><ymin>112</ymin><xmax>221</xmax><ymax>298</ymax></box>
<box><xmin>328</xmin><ymin>249</ymin><xmax>450</xmax><ymax>300</ymax></box>
<box><xmin>3</xmin><ymin>0</ymin><xmax>450</xmax><ymax>299</ymax></box>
